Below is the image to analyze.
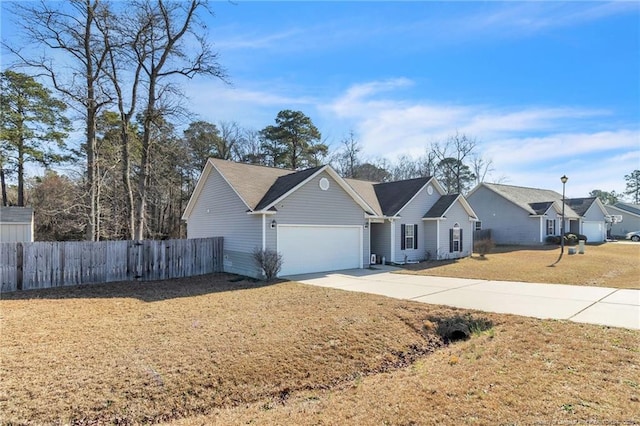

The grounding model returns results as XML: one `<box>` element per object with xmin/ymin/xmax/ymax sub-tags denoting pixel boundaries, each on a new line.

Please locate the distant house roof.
<box><xmin>611</xmin><ymin>202</ymin><xmax>640</xmax><ymax>216</ymax></box>
<box><xmin>476</xmin><ymin>183</ymin><xmax>581</xmax><ymax>218</ymax></box>
<box><xmin>0</xmin><ymin>207</ymin><xmax>34</xmax><ymax>223</ymax></box>
<box><xmin>373</xmin><ymin>177</ymin><xmax>432</xmax><ymax>217</ymax></box>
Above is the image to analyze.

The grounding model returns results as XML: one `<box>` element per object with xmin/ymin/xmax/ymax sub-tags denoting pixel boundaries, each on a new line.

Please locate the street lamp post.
<box><xmin>560</xmin><ymin>175</ymin><xmax>568</xmax><ymax>259</ymax></box>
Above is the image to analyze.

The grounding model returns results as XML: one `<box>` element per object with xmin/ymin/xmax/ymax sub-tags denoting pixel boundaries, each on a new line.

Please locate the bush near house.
<box><xmin>545</xmin><ymin>233</ymin><xmax>587</xmax><ymax>246</ymax></box>
<box><xmin>473</xmin><ymin>238</ymin><xmax>495</xmax><ymax>257</ymax></box>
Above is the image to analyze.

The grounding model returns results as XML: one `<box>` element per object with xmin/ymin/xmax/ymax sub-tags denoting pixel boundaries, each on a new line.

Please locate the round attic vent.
<box><xmin>427</xmin><ymin>185</ymin><xmax>433</xmax><ymax>195</ymax></box>
<box><xmin>319</xmin><ymin>177</ymin><xmax>330</xmax><ymax>191</ymax></box>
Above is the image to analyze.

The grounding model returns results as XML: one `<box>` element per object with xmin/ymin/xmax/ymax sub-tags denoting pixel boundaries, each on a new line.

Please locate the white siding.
<box><xmin>186</xmin><ymin>167</ymin><xmax>262</xmax><ymax>277</ymax></box>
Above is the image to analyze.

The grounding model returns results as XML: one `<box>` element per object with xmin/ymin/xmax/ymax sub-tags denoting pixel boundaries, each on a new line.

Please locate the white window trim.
<box><xmin>405</xmin><ymin>223</ymin><xmax>415</xmax><ymax>250</ymax></box>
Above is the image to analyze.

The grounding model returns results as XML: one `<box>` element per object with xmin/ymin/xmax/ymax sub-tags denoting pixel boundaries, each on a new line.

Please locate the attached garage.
<box><xmin>277</xmin><ymin>225</ymin><xmax>362</xmax><ymax>276</ymax></box>
<box><xmin>582</xmin><ymin>221</ymin><xmax>605</xmax><ymax>243</ymax></box>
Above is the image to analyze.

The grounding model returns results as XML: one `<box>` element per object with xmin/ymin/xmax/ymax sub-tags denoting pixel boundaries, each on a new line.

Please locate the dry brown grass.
<box><xmin>1</xmin><ymin>274</ymin><xmax>638</xmax><ymax>425</ymax></box>
<box><xmin>402</xmin><ymin>242</ymin><xmax>640</xmax><ymax>289</ymax></box>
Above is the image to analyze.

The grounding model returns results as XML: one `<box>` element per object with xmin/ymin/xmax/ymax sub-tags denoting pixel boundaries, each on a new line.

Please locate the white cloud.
<box><xmin>323</xmin><ymin>79</ymin><xmax>640</xmax><ymax>194</ymax></box>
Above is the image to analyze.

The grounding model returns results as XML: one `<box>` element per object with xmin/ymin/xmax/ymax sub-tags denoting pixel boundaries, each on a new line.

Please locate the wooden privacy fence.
<box><xmin>473</xmin><ymin>229</ymin><xmax>492</xmax><ymax>241</ymax></box>
<box><xmin>0</xmin><ymin>237</ymin><xmax>223</xmax><ymax>293</ymax></box>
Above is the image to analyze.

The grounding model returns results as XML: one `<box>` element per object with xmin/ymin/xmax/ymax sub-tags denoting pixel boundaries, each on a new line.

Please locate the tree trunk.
<box><xmin>17</xmin><ymin>139</ymin><xmax>24</xmax><ymax>207</ymax></box>
<box><xmin>0</xmin><ymin>167</ymin><xmax>7</xmax><ymax>206</ymax></box>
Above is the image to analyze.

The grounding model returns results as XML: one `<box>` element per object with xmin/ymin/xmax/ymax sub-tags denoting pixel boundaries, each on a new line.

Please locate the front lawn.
<box><xmin>401</xmin><ymin>242</ymin><xmax>640</xmax><ymax>289</ymax></box>
<box><xmin>1</xmin><ymin>274</ymin><xmax>638</xmax><ymax>425</ymax></box>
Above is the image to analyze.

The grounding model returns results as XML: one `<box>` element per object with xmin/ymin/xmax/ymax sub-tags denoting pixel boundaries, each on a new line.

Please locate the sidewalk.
<box><xmin>286</xmin><ymin>266</ymin><xmax>640</xmax><ymax>330</ymax></box>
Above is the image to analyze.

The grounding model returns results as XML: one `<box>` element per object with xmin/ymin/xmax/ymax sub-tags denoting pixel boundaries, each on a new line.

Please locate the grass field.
<box><xmin>1</xmin><ymin>274</ymin><xmax>638</xmax><ymax>425</ymax></box>
<box><xmin>401</xmin><ymin>242</ymin><xmax>640</xmax><ymax>289</ymax></box>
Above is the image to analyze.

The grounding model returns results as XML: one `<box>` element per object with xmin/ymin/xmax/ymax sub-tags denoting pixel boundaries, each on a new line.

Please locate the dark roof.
<box><xmin>0</xmin><ymin>207</ymin><xmax>34</xmax><ymax>223</ymax></box>
<box><xmin>565</xmin><ymin>197</ymin><xmax>597</xmax><ymax>216</ymax></box>
<box><xmin>529</xmin><ymin>201</ymin><xmax>555</xmax><ymax>215</ymax></box>
<box><xmin>255</xmin><ymin>166</ymin><xmax>324</xmax><ymax>210</ymax></box>
<box><xmin>613</xmin><ymin>202</ymin><xmax>640</xmax><ymax>216</ymax></box>
<box><xmin>423</xmin><ymin>194</ymin><xmax>458</xmax><ymax>218</ymax></box>
<box><xmin>373</xmin><ymin>177</ymin><xmax>431</xmax><ymax>216</ymax></box>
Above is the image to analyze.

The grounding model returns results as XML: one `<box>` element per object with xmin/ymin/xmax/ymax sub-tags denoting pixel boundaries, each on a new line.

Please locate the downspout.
<box><xmin>436</xmin><ymin>220</ymin><xmax>440</xmax><ymax>260</ymax></box>
<box><xmin>390</xmin><ymin>219</ymin><xmax>395</xmax><ymax>263</ymax></box>
<box><xmin>262</xmin><ymin>214</ymin><xmax>266</xmax><ymax>251</ymax></box>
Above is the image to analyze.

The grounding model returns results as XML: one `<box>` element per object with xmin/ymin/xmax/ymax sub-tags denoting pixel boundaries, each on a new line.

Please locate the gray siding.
<box><xmin>186</xmin><ymin>167</ymin><xmax>263</xmax><ymax>277</ymax></box>
<box><xmin>607</xmin><ymin>207</ymin><xmax>640</xmax><ymax>236</ymax></box>
<box><xmin>467</xmin><ymin>186</ymin><xmax>542</xmax><ymax>244</ymax></box>
<box><xmin>438</xmin><ymin>203</ymin><xmax>474</xmax><ymax>259</ymax></box>
<box><xmin>392</xmin><ymin>185</ymin><xmax>440</xmax><ymax>263</ymax></box>
<box><xmin>267</xmin><ymin>171</ymin><xmax>369</xmax><ymax>267</ymax></box>
<box><xmin>0</xmin><ymin>224</ymin><xmax>33</xmax><ymax>243</ymax></box>
<box><xmin>370</xmin><ymin>222</ymin><xmax>391</xmax><ymax>263</ymax></box>
<box><xmin>423</xmin><ymin>221</ymin><xmax>438</xmax><ymax>259</ymax></box>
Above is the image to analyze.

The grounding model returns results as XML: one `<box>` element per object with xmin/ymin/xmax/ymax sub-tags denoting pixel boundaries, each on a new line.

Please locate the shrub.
<box><xmin>473</xmin><ymin>238</ymin><xmax>495</xmax><ymax>257</ymax></box>
<box><xmin>564</xmin><ymin>233</ymin><xmax>578</xmax><ymax>246</ymax></box>
<box><xmin>253</xmin><ymin>248</ymin><xmax>283</xmax><ymax>282</ymax></box>
<box><xmin>577</xmin><ymin>234</ymin><xmax>588</xmax><ymax>242</ymax></box>
<box><xmin>546</xmin><ymin>235</ymin><xmax>561</xmax><ymax>244</ymax></box>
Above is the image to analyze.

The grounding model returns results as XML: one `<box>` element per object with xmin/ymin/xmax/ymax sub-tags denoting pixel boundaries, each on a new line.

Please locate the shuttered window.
<box><xmin>401</xmin><ymin>224</ymin><xmax>418</xmax><ymax>250</ymax></box>
<box><xmin>449</xmin><ymin>224</ymin><xmax>463</xmax><ymax>252</ymax></box>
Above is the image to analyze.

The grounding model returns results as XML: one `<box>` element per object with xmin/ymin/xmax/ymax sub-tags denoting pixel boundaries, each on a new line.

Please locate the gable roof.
<box><xmin>474</xmin><ymin>183</ymin><xmax>581</xmax><ymax>218</ymax></box>
<box><xmin>0</xmin><ymin>207</ymin><xmax>34</xmax><ymax>223</ymax></box>
<box><xmin>207</xmin><ymin>159</ymin><xmax>292</xmax><ymax>210</ymax></box>
<box><xmin>423</xmin><ymin>194</ymin><xmax>478</xmax><ymax>220</ymax></box>
<box><xmin>423</xmin><ymin>194</ymin><xmax>459</xmax><ymax>218</ymax></box>
<box><xmin>528</xmin><ymin>201</ymin><xmax>555</xmax><ymax>216</ymax></box>
<box><xmin>565</xmin><ymin>197</ymin><xmax>603</xmax><ymax>217</ymax></box>
<box><xmin>374</xmin><ymin>177</ymin><xmax>432</xmax><ymax>216</ymax></box>
<box><xmin>183</xmin><ymin>159</ymin><xmax>378</xmax><ymax>219</ymax></box>
<box><xmin>255</xmin><ymin>166</ymin><xmax>323</xmax><ymax>210</ymax></box>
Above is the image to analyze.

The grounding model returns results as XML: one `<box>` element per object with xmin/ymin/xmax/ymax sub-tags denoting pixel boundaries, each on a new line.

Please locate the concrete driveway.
<box><xmin>286</xmin><ymin>266</ymin><xmax>640</xmax><ymax>330</ymax></box>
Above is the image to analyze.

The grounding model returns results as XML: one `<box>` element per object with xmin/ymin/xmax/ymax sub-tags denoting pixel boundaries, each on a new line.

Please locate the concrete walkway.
<box><xmin>286</xmin><ymin>266</ymin><xmax>640</xmax><ymax>330</ymax></box>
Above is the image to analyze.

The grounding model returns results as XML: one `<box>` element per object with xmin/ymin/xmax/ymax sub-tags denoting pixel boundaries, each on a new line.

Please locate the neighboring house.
<box><xmin>0</xmin><ymin>207</ymin><xmax>34</xmax><ymax>243</ymax></box>
<box><xmin>605</xmin><ymin>202</ymin><xmax>640</xmax><ymax>237</ymax></box>
<box><xmin>565</xmin><ymin>197</ymin><xmax>609</xmax><ymax>242</ymax></box>
<box><xmin>182</xmin><ymin>159</ymin><xmax>478</xmax><ymax>278</ymax></box>
<box><xmin>467</xmin><ymin>183</ymin><xmax>608</xmax><ymax>245</ymax></box>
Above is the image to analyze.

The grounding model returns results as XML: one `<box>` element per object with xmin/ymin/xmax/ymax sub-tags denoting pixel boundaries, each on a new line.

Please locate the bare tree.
<box><xmin>470</xmin><ymin>153</ymin><xmax>494</xmax><ymax>187</ymax></box>
<box><xmin>130</xmin><ymin>0</ymin><xmax>226</xmax><ymax>240</ymax></box>
<box><xmin>333</xmin><ymin>130</ymin><xmax>362</xmax><ymax>178</ymax></box>
<box><xmin>7</xmin><ymin>0</ymin><xmax>114</xmax><ymax>240</ymax></box>
<box><xmin>432</xmin><ymin>132</ymin><xmax>478</xmax><ymax>194</ymax></box>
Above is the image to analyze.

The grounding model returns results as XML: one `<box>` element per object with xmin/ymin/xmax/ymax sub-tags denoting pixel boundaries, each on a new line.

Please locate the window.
<box><xmin>546</xmin><ymin>219</ymin><xmax>556</xmax><ymax>236</ymax></box>
<box><xmin>475</xmin><ymin>221</ymin><xmax>482</xmax><ymax>231</ymax></box>
<box><xmin>401</xmin><ymin>224</ymin><xmax>418</xmax><ymax>250</ymax></box>
<box><xmin>450</xmin><ymin>223</ymin><xmax>463</xmax><ymax>252</ymax></box>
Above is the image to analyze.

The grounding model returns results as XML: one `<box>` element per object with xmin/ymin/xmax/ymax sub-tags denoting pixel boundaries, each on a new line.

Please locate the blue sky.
<box><xmin>2</xmin><ymin>1</ymin><xmax>639</xmax><ymax>198</ymax></box>
<box><xmin>184</xmin><ymin>1</ymin><xmax>639</xmax><ymax>198</ymax></box>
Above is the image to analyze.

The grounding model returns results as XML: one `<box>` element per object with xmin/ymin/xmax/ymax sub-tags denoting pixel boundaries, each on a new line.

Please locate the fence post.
<box><xmin>16</xmin><ymin>242</ymin><xmax>23</xmax><ymax>291</ymax></box>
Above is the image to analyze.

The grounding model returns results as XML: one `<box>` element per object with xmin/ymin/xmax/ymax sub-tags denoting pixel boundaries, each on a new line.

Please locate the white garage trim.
<box><xmin>277</xmin><ymin>224</ymin><xmax>363</xmax><ymax>276</ymax></box>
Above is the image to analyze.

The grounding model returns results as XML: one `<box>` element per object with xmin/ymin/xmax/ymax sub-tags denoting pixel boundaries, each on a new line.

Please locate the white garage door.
<box><xmin>278</xmin><ymin>225</ymin><xmax>362</xmax><ymax>276</ymax></box>
<box><xmin>582</xmin><ymin>221</ymin><xmax>604</xmax><ymax>242</ymax></box>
